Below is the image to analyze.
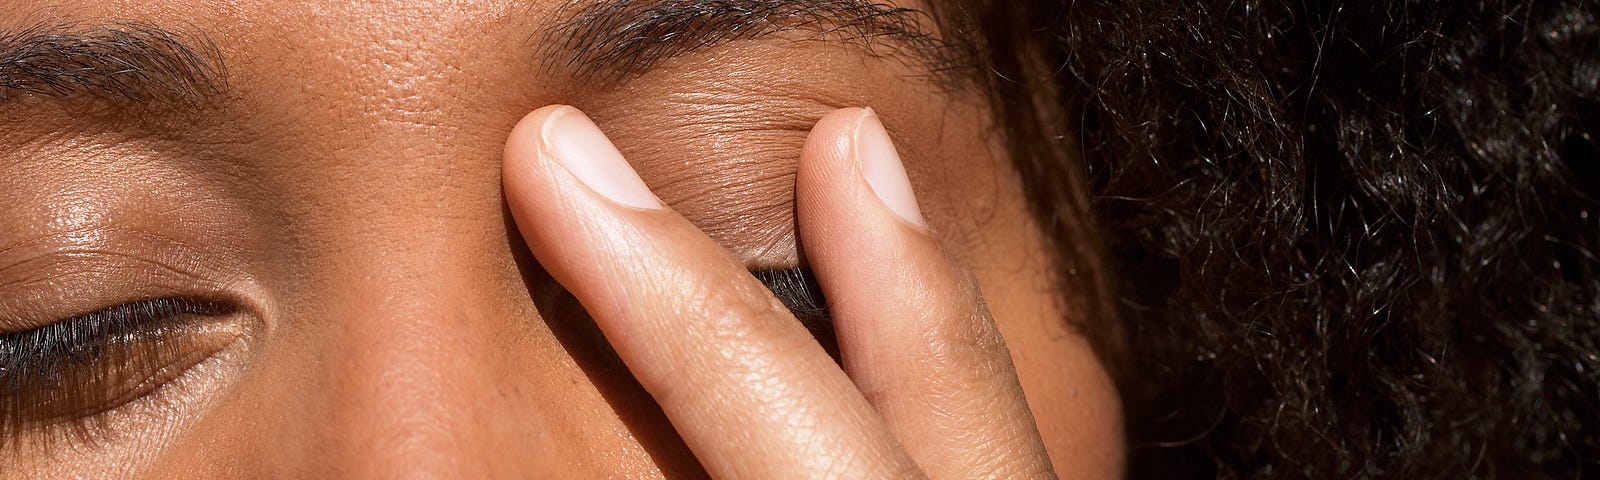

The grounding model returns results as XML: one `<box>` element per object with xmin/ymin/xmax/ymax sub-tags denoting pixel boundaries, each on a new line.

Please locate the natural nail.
<box><xmin>542</xmin><ymin>107</ymin><xmax>663</xmax><ymax>210</ymax></box>
<box><xmin>855</xmin><ymin>108</ymin><xmax>926</xmax><ymax>228</ymax></box>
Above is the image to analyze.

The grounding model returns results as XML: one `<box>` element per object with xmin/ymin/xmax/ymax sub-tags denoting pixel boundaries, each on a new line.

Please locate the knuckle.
<box><xmin>693</xmin><ymin>277</ymin><xmax>795</xmax><ymax>338</ymax></box>
<box><xmin>672</xmin><ymin>270</ymin><xmax>815</xmax><ymax>363</ymax></box>
<box><xmin>896</xmin><ymin>245</ymin><xmax>1012</xmax><ymax>365</ymax></box>
<box><xmin>922</xmin><ymin>295</ymin><xmax>1010</xmax><ymax>371</ymax></box>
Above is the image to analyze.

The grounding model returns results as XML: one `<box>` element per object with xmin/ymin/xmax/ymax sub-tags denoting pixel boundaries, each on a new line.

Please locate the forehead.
<box><xmin>0</xmin><ymin>0</ymin><xmax>954</xmax><ymax>145</ymax></box>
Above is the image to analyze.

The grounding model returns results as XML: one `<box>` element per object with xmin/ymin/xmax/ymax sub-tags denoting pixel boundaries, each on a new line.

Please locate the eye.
<box><xmin>0</xmin><ymin>297</ymin><xmax>241</xmax><ymax>446</ymax></box>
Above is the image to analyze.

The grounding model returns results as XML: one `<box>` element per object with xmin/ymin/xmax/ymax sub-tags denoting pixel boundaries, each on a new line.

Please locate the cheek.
<box><xmin>904</xmin><ymin>102</ymin><xmax>1126</xmax><ymax>474</ymax></box>
<box><xmin>1010</xmin><ymin>321</ymin><xmax>1126</xmax><ymax>477</ymax></box>
<box><xmin>976</xmin><ymin>209</ymin><xmax>1127</xmax><ymax>476</ymax></box>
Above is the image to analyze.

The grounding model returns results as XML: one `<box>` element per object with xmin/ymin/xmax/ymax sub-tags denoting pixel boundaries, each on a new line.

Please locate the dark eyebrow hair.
<box><xmin>548</xmin><ymin>0</ymin><xmax>964</xmax><ymax>84</ymax></box>
<box><xmin>0</xmin><ymin>22</ymin><xmax>227</xmax><ymax>107</ymax></box>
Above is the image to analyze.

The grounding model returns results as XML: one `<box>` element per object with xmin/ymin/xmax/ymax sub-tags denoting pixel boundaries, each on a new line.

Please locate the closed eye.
<box><xmin>0</xmin><ymin>297</ymin><xmax>240</xmax><ymax>447</ymax></box>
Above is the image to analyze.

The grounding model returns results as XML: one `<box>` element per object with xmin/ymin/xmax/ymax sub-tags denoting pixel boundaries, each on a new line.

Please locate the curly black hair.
<box><xmin>953</xmin><ymin>0</ymin><xmax>1600</xmax><ymax>477</ymax></box>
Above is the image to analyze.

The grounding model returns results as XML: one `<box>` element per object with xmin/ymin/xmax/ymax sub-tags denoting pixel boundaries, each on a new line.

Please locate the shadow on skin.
<box><xmin>503</xmin><ymin>208</ymin><xmax>711</xmax><ymax>478</ymax></box>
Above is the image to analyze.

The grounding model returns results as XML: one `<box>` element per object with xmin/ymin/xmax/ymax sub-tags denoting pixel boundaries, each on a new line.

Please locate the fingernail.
<box><xmin>854</xmin><ymin>108</ymin><xmax>926</xmax><ymax>228</ymax></box>
<box><xmin>541</xmin><ymin>107</ymin><xmax>663</xmax><ymax>209</ymax></box>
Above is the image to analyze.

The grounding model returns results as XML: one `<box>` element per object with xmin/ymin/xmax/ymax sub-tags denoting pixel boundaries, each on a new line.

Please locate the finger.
<box><xmin>502</xmin><ymin>105</ymin><xmax>922</xmax><ymax>479</ymax></box>
<box><xmin>796</xmin><ymin>108</ymin><xmax>1056</xmax><ymax>478</ymax></box>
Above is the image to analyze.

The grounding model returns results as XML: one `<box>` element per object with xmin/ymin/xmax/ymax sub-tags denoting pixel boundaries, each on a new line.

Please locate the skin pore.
<box><xmin>0</xmin><ymin>0</ymin><xmax>1120</xmax><ymax>477</ymax></box>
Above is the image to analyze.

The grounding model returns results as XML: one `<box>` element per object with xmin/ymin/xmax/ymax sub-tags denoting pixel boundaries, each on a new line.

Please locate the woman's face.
<box><xmin>0</xmin><ymin>0</ymin><xmax>1121</xmax><ymax>477</ymax></box>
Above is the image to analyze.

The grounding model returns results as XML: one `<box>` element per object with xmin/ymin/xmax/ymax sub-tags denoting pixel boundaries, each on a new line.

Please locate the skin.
<box><xmin>0</xmin><ymin>0</ymin><xmax>1122</xmax><ymax>478</ymax></box>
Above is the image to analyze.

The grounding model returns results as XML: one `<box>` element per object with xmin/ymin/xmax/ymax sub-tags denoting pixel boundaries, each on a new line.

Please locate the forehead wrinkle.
<box><xmin>543</xmin><ymin>0</ymin><xmax>964</xmax><ymax>85</ymax></box>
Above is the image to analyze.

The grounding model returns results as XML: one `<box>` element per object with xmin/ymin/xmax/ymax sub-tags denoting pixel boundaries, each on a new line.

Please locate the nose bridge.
<box><xmin>302</xmin><ymin>239</ymin><xmax>541</xmax><ymax>479</ymax></box>
<box><xmin>330</xmin><ymin>277</ymin><xmax>494</xmax><ymax>478</ymax></box>
<box><xmin>262</xmin><ymin>64</ymin><xmax>544</xmax><ymax>480</ymax></box>
<box><xmin>298</xmin><ymin>35</ymin><xmax>526</xmax><ymax>476</ymax></box>
<box><xmin>236</xmin><ymin>5</ymin><xmax>557</xmax><ymax>474</ymax></box>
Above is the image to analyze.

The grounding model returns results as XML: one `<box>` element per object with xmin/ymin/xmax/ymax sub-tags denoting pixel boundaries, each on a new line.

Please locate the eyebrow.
<box><xmin>548</xmin><ymin>0</ymin><xmax>961</xmax><ymax>83</ymax></box>
<box><xmin>0</xmin><ymin>22</ymin><xmax>226</xmax><ymax>107</ymax></box>
<box><xmin>0</xmin><ymin>1</ymin><xmax>958</xmax><ymax>109</ymax></box>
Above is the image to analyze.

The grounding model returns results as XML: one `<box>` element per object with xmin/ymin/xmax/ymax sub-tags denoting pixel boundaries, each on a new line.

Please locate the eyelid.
<box><xmin>0</xmin><ymin>297</ymin><xmax>236</xmax><ymax>402</ymax></box>
<box><xmin>0</xmin><ymin>228</ymin><xmax>258</xmax><ymax>334</ymax></box>
<box><xmin>578</xmin><ymin>88</ymin><xmax>851</xmax><ymax>268</ymax></box>
<box><xmin>572</xmin><ymin>50</ymin><xmax>942</xmax><ymax>265</ymax></box>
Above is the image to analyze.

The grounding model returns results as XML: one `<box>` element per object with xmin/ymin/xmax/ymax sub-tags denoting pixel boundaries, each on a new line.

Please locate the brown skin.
<box><xmin>0</xmin><ymin>0</ymin><xmax>1121</xmax><ymax>478</ymax></box>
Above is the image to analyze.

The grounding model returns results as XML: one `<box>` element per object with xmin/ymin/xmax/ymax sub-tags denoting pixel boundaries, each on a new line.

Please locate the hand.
<box><xmin>502</xmin><ymin>105</ymin><xmax>1058</xmax><ymax>479</ymax></box>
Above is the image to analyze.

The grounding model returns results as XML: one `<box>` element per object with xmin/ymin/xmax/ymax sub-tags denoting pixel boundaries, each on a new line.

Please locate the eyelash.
<box><xmin>753</xmin><ymin>267</ymin><xmax>839</xmax><ymax>358</ymax></box>
<box><xmin>0</xmin><ymin>270</ymin><xmax>827</xmax><ymax>450</ymax></box>
<box><xmin>0</xmin><ymin>297</ymin><xmax>234</xmax><ymax>450</ymax></box>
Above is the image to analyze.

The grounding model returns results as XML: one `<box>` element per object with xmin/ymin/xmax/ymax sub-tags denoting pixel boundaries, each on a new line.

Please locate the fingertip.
<box><xmin>853</xmin><ymin>108</ymin><xmax>926</xmax><ymax>229</ymax></box>
<box><xmin>800</xmin><ymin>108</ymin><xmax>871</xmax><ymax>175</ymax></box>
<box><xmin>503</xmin><ymin>104</ymin><xmax>662</xmax><ymax>210</ymax></box>
<box><xmin>503</xmin><ymin>104</ymin><xmax>577</xmax><ymax>190</ymax></box>
<box><xmin>798</xmin><ymin>107</ymin><xmax>928</xmax><ymax>234</ymax></box>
